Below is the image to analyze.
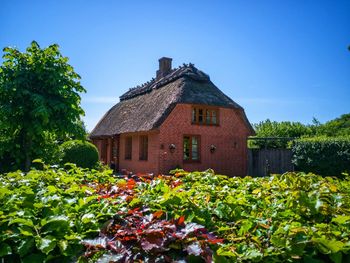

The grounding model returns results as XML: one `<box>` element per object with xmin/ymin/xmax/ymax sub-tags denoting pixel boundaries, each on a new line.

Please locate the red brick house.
<box><xmin>90</xmin><ymin>58</ymin><xmax>254</xmax><ymax>176</ymax></box>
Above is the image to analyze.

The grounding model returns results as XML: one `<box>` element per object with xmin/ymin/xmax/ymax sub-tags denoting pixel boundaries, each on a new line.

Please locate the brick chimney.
<box><xmin>156</xmin><ymin>57</ymin><xmax>172</xmax><ymax>80</ymax></box>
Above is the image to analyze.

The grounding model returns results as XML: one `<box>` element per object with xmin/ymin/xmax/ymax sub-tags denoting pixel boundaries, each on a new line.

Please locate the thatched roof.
<box><xmin>90</xmin><ymin>63</ymin><xmax>254</xmax><ymax>137</ymax></box>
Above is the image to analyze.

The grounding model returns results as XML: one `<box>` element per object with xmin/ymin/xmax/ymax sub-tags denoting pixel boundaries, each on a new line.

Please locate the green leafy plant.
<box><xmin>0</xmin><ymin>163</ymin><xmax>122</xmax><ymax>262</ymax></box>
<box><xmin>135</xmin><ymin>170</ymin><xmax>350</xmax><ymax>262</ymax></box>
<box><xmin>1</xmin><ymin>166</ymin><xmax>350</xmax><ymax>262</ymax></box>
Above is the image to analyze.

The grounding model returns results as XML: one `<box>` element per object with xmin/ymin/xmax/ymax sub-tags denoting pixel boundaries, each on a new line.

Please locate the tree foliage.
<box><xmin>250</xmin><ymin>119</ymin><xmax>313</xmax><ymax>148</ymax></box>
<box><xmin>315</xmin><ymin>113</ymin><xmax>350</xmax><ymax>137</ymax></box>
<box><xmin>0</xmin><ymin>41</ymin><xmax>86</xmax><ymax>171</ymax></box>
<box><xmin>250</xmin><ymin>114</ymin><xmax>350</xmax><ymax>149</ymax></box>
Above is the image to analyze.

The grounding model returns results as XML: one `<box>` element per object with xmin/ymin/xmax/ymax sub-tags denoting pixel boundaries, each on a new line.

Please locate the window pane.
<box><xmin>192</xmin><ymin>108</ymin><xmax>196</xmax><ymax>123</ymax></box>
<box><xmin>198</xmin><ymin>109</ymin><xmax>203</xmax><ymax>124</ymax></box>
<box><xmin>183</xmin><ymin>136</ymin><xmax>190</xmax><ymax>160</ymax></box>
<box><xmin>212</xmin><ymin>110</ymin><xmax>217</xmax><ymax>124</ymax></box>
<box><xmin>192</xmin><ymin>144</ymin><xmax>198</xmax><ymax>160</ymax></box>
<box><xmin>192</xmin><ymin>137</ymin><xmax>198</xmax><ymax>160</ymax></box>
<box><xmin>206</xmin><ymin>109</ymin><xmax>210</xmax><ymax>124</ymax></box>
<box><xmin>192</xmin><ymin>136</ymin><xmax>198</xmax><ymax>146</ymax></box>
<box><xmin>139</xmin><ymin>135</ymin><xmax>148</xmax><ymax>160</ymax></box>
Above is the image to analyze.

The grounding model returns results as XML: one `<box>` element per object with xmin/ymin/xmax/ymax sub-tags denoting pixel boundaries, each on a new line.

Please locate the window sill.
<box><xmin>191</xmin><ymin>122</ymin><xmax>220</xmax><ymax>127</ymax></box>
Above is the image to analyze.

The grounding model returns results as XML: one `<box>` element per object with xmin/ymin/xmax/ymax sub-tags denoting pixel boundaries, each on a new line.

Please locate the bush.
<box><xmin>292</xmin><ymin>137</ymin><xmax>350</xmax><ymax>176</ymax></box>
<box><xmin>60</xmin><ymin>140</ymin><xmax>99</xmax><ymax>169</ymax></box>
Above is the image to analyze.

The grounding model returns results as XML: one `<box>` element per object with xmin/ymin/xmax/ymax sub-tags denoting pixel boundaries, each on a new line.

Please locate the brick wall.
<box><xmin>158</xmin><ymin>104</ymin><xmax>251</xmax><ymax>176</ymax></box>
<box><xmin>118</xmin><ymin>130</ymin><xmax>160</xmax><ymax>175</ymax></box>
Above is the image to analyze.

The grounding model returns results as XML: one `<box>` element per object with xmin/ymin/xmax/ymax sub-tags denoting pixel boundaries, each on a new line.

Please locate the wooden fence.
<box><xmin>248</xmin><ymin>149</ymin><xmax>293</xmax><ymax>177</ymax></box>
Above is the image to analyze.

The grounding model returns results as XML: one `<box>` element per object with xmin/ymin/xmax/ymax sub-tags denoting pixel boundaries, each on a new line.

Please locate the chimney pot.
<box><xmin>156</xmin><ymin>57</ymin><xmax>172</xmax><ymax>80</ymax></box>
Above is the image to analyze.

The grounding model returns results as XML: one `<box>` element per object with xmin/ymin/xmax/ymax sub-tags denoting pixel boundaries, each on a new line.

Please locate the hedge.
<box><xmin>60</xmin><ymin>140</ymin><xmax>99</xmax><ymax>169</ymax></box>
<box><xmin>292</xmin><ymin>137</ymin><xmax>350</xmax><ymax>176</ymax></box>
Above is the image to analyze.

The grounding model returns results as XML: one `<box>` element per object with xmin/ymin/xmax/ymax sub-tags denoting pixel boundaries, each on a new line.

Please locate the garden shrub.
<box><xmin>60</xmin><ymin>140</ymin><xmax>99</xmax><ymax>169</ymax></box>
<box><xmin>0</xmin><ymin>164</ymin><xmax>120</xmax><ymax>262</ymax></box>
<box><xmin>292</xmin><ymin>136</ymin><xmax>350</xmax><ymax>176</ymax></box>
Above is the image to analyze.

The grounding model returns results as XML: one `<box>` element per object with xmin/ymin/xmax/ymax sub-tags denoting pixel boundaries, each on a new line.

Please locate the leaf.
<box><xmin>18</xmin><ymin>238</ymin><xmax>35</xmax><ymax>256</ymax></box>
<box><xmin>82</xmin><ymin>237</ymin><xmax>107</xmax><ymax>248</ymax></box>
<box><xmin>181</xmin><ymin>222</ymin><xmax>204</xmax><ymax>237</ymax></box>
<box><xmin>0</xmin><ymin>243</ymin><xmax>12</xmax><ymax>256</ymax></box>
<box><xmin>252</xmin><ymin>188</ymin><xmax>261</xmax><ymax>194</ymax></box>
<box><xmin>47</xmin><ymin>185</ymin><xmax>57</xmax><ymax>193</ymax></box>
<box><xmin>332</xmin><ymin>215</ymin><xmax>350</xmax><ymax>225</ymax></box>
<box><xmin>41</xmin><ymin>216</ymin><xmax>70</xmax><ymax>235</ymax></box>
<box><xmin>213</xmin><ymin>202</ymin><xmax>231</xmax><ymax>219</ymax></box>
<box><xmin>186</xmin><ymin>242</ymin><xmax>202</xmax><ymax>256</ymax></box>
<box><xmin>9</xmin><ymin>218</ymin><xmax>34</xmax><ymax>227</ymax></box>
<box><xmin>81</xmin><ymin>213</ymin><xmax>95</xmax><ymax>224</ymax></box>
<box><xmin>312</xmin><ymin>238</ymin><xmax>345</xmax><ymax>254</ymax></box>
<box><xmin>93</xmin><ymin>253</ymin><xmax>125</xmax><ymax>263</ymax></box>
<box><xmin>58</xmin><ymin>240</ymin><xmax>69</xmax><ymax>256</ymax></box>
<box><xmin>238</xmin><ymin>220</ymin><xmax>253</xmax><ymax>236</ymax></box>
<box><xmin>177</xmin><ymin>215</ymin><xmax>185</xmax><ymax>226</ymax></box>
<box><xmin>207</xmin><ymin>238</ymin><xmax>224</xmax><ymax>244</ymax></box>
<box><xmin>19</xmin><ymin>226</ymin><xmax>34</xmax><ymax>236</ymax></box>
<box><xmin>216</xmin><ymin>246</ymin><xmax>237</xmax><ymax>257</ymax></box>
<box><xmin>141</xmin><ymin>231</ymin><xmax>165</xmax><ymax>252</ymax></box>
<box><xmin>129</xmin><ymin>197</ymin><xmax>142</xmax><ymax>208</ymax></box>
<box><xmin>36</xmin><ymin>235</ymin><xmax>57</xmax><ymax>254</ymax></box>
<box><xmin>153</xmin><ymin>210</ymin><xmax>164</xmax><ymax>219</ymax></box>
<box><xmin>329</xmin><ymin>184</ymin><xmax>337</xmax><ymax>192</ymax></box>
<box><xmin>244</xmin><ymin>248</ymin><xmax>263</xmax><ymax>260</ymax></box>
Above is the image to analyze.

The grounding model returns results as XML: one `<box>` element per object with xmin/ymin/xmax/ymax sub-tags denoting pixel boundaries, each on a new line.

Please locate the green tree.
<box><xmin>0</xmin><ymin>41</ymin><xmax>86</xmax><ymax>171</ymax></box>
<box><xmin>316</xmin><ymin>113</ymin><xmax>350</xmax><ymax>137</ymax></box>
<box><xmin>250</xmin><ymin>119</ymin><xmax>313</xmax><ymax>148</ymax></box>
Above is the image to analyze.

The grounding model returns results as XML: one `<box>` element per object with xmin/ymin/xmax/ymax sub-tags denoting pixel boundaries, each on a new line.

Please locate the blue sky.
<box><xmin>1</xmin><ymin>0</ymin><xmax>349</xmax><ymax>131</ymax></box>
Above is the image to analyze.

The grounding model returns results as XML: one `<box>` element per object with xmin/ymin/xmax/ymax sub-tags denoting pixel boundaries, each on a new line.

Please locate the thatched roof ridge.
<box><xmin>119</xmin><ymin>63</ymin><xmax>209</xmax><ymax>101</ymax></box>
<box><xmin>90</xmin><ymin>64</ymin><xmax>254</xmax><ymax>138</ymax></box>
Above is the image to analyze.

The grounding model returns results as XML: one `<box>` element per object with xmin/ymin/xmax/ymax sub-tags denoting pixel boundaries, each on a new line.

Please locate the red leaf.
<box><xmin>127</xmin><ymin>207</ymin><xmax>140</xmax><ymax>215</ymax></box>
<box><xmin>121</xmin><ymin>235</ymin><xmax>137</xmax><ymax>242</ymax></box>
<box><xmin>140</xmin><ymin>231</ymin><xmax>165</xmax><ymax>252</ymax></box>
<box><xmin>153</xmin><ymin>211</ymin><xmax>164</xmax><ymax>219</ymax></box>
<box><xmin>171</xmin><ymin>179</ymin><xmax>182</xmax><ymax>188</ymax></box>
<box><xmin>127</xmin><ymin>179</ymin><xmax>136</xmax><ymax>190</ymax></box>
<box><xmin>207</xmin><ymin>238</ymin><xmax>224</xmax><ymax>244</ymax></box>
<box><xmin>177</xmin><ymin>216</ymin><xmax>185</xmax><ymax>226</ymax></box>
